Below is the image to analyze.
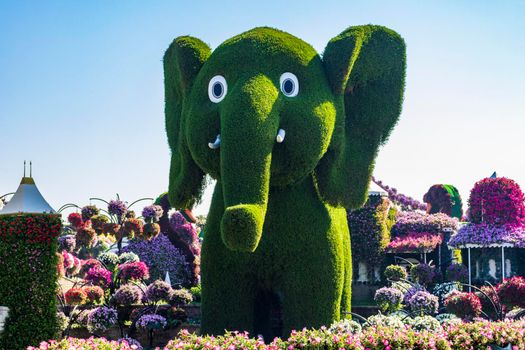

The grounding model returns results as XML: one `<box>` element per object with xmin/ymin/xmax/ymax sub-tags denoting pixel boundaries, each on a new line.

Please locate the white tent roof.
<box><xmin>0</xmin><ymin>177</ymin><xmax>55</xmax><ymax>215</ymax></box>
<box><xmin>368</xmin><ymin>181</ymin><xmax>387</xmax><ymax>196</ymax></box>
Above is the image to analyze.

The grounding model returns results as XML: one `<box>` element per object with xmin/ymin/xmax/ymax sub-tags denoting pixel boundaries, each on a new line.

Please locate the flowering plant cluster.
<box><xmin>108</xmin><ymin>200</ymin><xmax>128</xmax><ymax>221</ymax></box>
<box><xmin>27</xmin><ymin>337</ymin><xmax>139</xmax><ymax>350</ymax></box>
<box><xmin>118</xmin><ymin>261</ymin><xmax>150</xmax><ymax>282</ymax></box>
<box><xmin>468</xmin><ymin>177</ymin><xmax>525</xmax><ymax>226</ymax></box>
<box><xmin>392</xmin><ymin>211</ymin><xmax>458</xmax><ymax>236</ymax></box>
<box><xmin>448</xmin><ymin>222</ymin><xmax>525</xmax><ymax>247</ymax></box>
<box><xmin>142</xmin><ymin>205</ymin><xmax>164</xmax><ymax>222</ymax></box>
<box><xmin>123</xmin><ymin>234</ymin><xmax>189</xmax><ymax>284</ymax></box>
<box><xmin>407</xmin><ymin>290</ymin><xmax>439</xmax><ymax>315</ymax></box>
<box><xmin>374</xmin><ymin>287</ymin><xmax>403</xmax><ymax>313</ymax></box>
<box><xmin>145</xmin><ymin>280</ymin><xmax>173</xmax><ymax>303</ymax></box>
<box><xmin>87</xmin><ymin>307</ymin><xmax>118</xmax><ymax>333</ymax></box>
<box><xmin>496</xmin><ymin>276</ymin><xmax>525</xmax><ymax>308</ymax></box>
<box><xmin>372</xmin><ymin>177</ymin><xmax>427</xmax><ymax>211</ymax></box>
<box><xmin>347</xmin><ymin>196</ymin><xmax>393</xmax><ymax>265</ymax></box>
<box><xmin>444</xmin><ymin>291</ymin><xmax>482</xmax><ymax>320</ymax></box>
<box><xmin>136</xmin><ymin>314</ymin><xmax>168</xmax><ymax>330</ymax></box>
<box><xmin>410</xmin><ymin>263</ymin><xmax>438</xmax><ymax>285</ymax></box>
<box><xmin>387</xmin><ymin>231</ymin><xmax>443</xmax><ymax>253</ymax></box>
<box><xmin>445</xmin><ymin>319</ymin><xmax>525</xmax><ymax>349</ymax></box>
<box><xmin>85</xmin><ymin>266</ymin><xmax>113</xmax><ymax>287</ymax></box>
<box><xmin>111</xmin><ymin>284</ymin><xmax>143</xmax><ymax>306</ymax></box>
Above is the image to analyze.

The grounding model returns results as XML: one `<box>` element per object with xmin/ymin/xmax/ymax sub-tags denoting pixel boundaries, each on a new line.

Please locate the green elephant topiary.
<box><xmin>163</xmin><ymin>25</ymin><xmax>406</xmax><ymax>337</ymax></box>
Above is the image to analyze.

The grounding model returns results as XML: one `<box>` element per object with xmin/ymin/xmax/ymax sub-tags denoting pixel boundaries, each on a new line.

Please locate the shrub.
<box><xmin>81</xmin><ymin>205</ymin><xmax>100</xmax><ymax>222</ymax></box>
<box><xmin>496</xmin><ymin>276</ymin><xmax>525</xmax><ymax>308</ymax></box>
<box><xmin>0</xmin><ymin>214</ymin><xmax>61</xmax><ymax>350</ymax></box>
<box><xmin>384</xmin><ymin>264</ymin><xmax>407</xmax><ymax>281</ymax></box>
<box><xmin>444</xmin><ymin>291</ymin><xmax>482</xmax><ymax>320</ymax></box>
<box><xmin>118</xmin><ymin>252</ymin><xmax>140</xmax><ymax>264</ymax></box>
<box><xmin>98</xmin><ymin>252</ymin><xmax>119</xmax><ymax>270</ymax></box>
<box><xmin>189</xmin><ymin>284</ymin><xmax>201</xmax><ymax>302</ymax></box>
<box><xmin>411</xmin><ymin>315</ymin><xmax>442</xmax><ymax>332</ymax></box>
<box><xmin>445</xmin><ymin>319</ymin><xmax>525</xmax><ymax>349</ymax></box>
<box><xmin>328</xmin><ymin>318</ymin><xmax>362</xmax><ymax>334</ymax></box>
<box><xmin>374</xmin><ymin>287</ymin><xmax>403</xmax><ymax>313</ymax></box>
<box><xmin>67</xmin><ymin>212</ymin><xmax>83</xmax><ymax>228</ymax></box>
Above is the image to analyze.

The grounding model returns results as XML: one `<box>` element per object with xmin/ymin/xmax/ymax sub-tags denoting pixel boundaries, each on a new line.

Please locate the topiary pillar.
<box><xmin>0</xmin><ymin>214</ymin><xmax>61</xmax><ymax>350</ymax></box>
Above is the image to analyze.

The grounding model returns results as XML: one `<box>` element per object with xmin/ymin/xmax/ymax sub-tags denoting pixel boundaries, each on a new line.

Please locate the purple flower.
<box><xmin>123</xmin><ymin>234</ymin><xmax>189</xmax><ymax>284</ymax></box>
<box><xmin>403</xmin><ymin>284</ymin><xmax>425</xmax><ymax>305</ymax></box>
<box><xmin>112</xmin><ymin>284</ymin><xmax>143</xmax><ymax>306</ymax></box>
<box><xmin>87</xmin><ymin>306</ymin><xmax>118</xmax><ymax>333</ymax></box>
<box><xmin>142</xmin><ymin>205</ymin><xmax>164</xmax><ymax>222</ymax></box>
<box><xmin>169</xmin><ymin>211</ymin><xmax>188</xmax><ymax>229</ymax></box>
<box><xmin>136</xmin><ymin>314</ymin><xmax>167</xmax><ymax>330</ymax></box>
<box><xmin>58</xmin><ymin>235</ymin><xmax>76</xmax><ymax>253</ymax></box>
<box><xmin>81</xmin><ymin>205</ymin><xmax>100</xmax><ymax>222</ymax></box>
<box><xmin>449</xmin><ymin>222</ymin><xmax>525</xmax><ymax>247</ymax></box>
<box><xmin>108</xmin><ymin>200</ymin><xmax>128</xmax><ymax>220</ymax></box>
<box><xmin>392</xmin><ymin>211</ymin><xmax>458</xmax><ymax>236</ymax></box>
<box><xmin>407</xmin><ymin>291</ymin><xmax>439</xmax><ymax>315</ymax></box>
<box><xmin>374</xmin><ymin>287</ymin><xmax>403</xmax><ymax>312</ymax></box>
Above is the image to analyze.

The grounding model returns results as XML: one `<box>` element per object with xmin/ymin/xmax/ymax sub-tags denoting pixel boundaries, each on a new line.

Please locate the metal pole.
<box><xmin>468</xmin><ymin>247</ymin><xmax>472</xmax><ymax>292</ymax></box>
<box><xmin>424</xmin><ymin>252</ymin><xmax>427</xmax><ymax>264</ymax></box>
<box><xmin>501</xmin><ymin>246</ymin><xmax>505</xmax><ymax>281</ymax></box>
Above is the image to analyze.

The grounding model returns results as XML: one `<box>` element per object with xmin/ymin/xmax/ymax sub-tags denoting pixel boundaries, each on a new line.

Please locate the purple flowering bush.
<box><xmin>85</xmin><ymin>266</ymin><xmax>112</xmax><ymax>288</ymax></box>
<box><xmin>111</xmin><ymin>284</ymin><xmax>143</xmax><ymax>306</ymax></box>
<box><xmin>123</xmin><ymin>234</ymin><xmax>189</xmax><ymax>284</ymax></box>
<box><xmin>449</xmin><ymin>222</ymin><xmax>525</xmax><ymax>247</ymax></box>
<box><xmin>87</xmin><ymin>307</ymin><xmax>118</xmax><ymax>333</ymax></box>
<box><xmin>410</xmin><ymin>263</ymin><xmax>438</xmax><ymax>285</ymax></box>
<box><xmin>372</xmin><ymin>177</ymin><xmax>427</xmax><ymax>211</ymax></box>
<box><xmin>407</xmin><ymin>290</ymin><xmax>439</xmax><ymax>315</ymax></box>
<box><xmin>145</xmin><ymin>280</ymin><xmax>173</xmax><ymax>303</ymax></box>
<box><xmin>142</xmin><ymin>205</ymin><xmax>163</xmax><ymax>222</ymax></box>
<box><xmin>108</xmin><ymin>200</ymin><xmax>128</xmax><ymax>220</ymax></box>
<box><xmin>445</xmin><ymin>263</ymin><xmax>468</xmax><ymax>283</ymax></box>
<box><xmin>392</xmin><ymin>212</ymin><xmax>458</xmax><ymax>237</ymax></box>
<box><xmin>136</xmin><ymin>314</ymin><xmax>167</xmax><ymax>330</ymax></box>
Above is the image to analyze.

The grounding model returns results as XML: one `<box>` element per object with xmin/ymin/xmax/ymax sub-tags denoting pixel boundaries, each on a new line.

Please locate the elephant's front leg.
<box><xmin>200</xmin><ymin>184</ymin><xmax>257</xmax><ymax>335</ymax></box>
<box><xmin>280</xmin><ymin>246</ymin><xmax>345</xmax><ymax>334</ymax></box>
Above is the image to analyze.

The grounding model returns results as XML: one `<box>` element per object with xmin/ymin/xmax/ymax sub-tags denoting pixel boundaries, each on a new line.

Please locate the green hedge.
<box><xmin>0</xmin><ymin>214</ymin><xmax>61</xmax><ymax>350</ymax></box>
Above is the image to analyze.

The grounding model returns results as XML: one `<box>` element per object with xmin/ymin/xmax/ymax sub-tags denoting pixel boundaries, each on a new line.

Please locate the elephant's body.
<box><xmin>201</xmin><ymin>176</ymin><xmax>351</xmax><ymax>336</ymax></box>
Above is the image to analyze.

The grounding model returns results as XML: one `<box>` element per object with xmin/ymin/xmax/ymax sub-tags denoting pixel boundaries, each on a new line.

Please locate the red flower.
<box><xmin>67</xmin><ymin>212</ymin><xmax>84</xmax><ymax>228</ymax></box>
<box><xmin>64</xmin><ymin>287</ymin><xmax>87</xmax><ymax>305</ymax></box>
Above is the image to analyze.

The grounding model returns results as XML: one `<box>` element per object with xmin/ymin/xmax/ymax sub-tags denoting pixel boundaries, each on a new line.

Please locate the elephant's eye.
<box><xmin>280</xmin><ymin>72</ymin><xmax>299</xmax><ymax>97</ymax></box>
<box><xmin>208</xmin><ymin>75</ymin><xmax>228</xmax><ymax>103</ymax></box>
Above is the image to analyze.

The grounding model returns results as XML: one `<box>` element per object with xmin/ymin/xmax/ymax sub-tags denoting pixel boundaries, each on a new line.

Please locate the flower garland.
<box><xmin>372</xmin><ymin>176</ymin><xmax>427</xmax><ymax>211</ymax></box>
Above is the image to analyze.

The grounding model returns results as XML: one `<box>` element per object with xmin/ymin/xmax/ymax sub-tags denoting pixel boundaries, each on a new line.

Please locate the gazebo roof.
<box><xmin>0</xmin><ymin>176</ymin><xmax>55</xmax><ymax>215</ymax></box>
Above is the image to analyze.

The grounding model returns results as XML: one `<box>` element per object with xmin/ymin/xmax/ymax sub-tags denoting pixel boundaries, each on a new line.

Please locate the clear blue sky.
<box><xmin>1</xmin><ymin>1</ymin><xmax>524</xmax><ymax>215</ymax></box>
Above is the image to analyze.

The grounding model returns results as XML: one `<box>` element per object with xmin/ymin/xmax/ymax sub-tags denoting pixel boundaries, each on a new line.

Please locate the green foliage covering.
<box><xmin>347</xmin><ymin>195</ymin><xmax>393</xmax><ymax>265</ymax></box>
<box><xmin>0</xmin><ymin>214</ymin><xmax>61</xmax><ymax>350</ymax></box>
<box><xmin>164</xmin><ymin>25</ymin><xmax>405</xmax><ymax>336</ymax></box>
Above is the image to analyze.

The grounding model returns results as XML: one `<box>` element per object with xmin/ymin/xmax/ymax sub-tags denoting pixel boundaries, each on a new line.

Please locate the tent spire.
<box><xmin>23</xmin><ymin>161</ymin><xmax>26</xmax><ymax>177</ymax></box>
<box><xmin>30</xmin><ymin>161</ymin><xmax>32</xmax><ymax>177</ymax></box>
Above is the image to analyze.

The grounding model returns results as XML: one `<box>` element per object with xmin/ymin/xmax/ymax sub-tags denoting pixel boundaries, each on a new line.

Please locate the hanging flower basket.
<box><xmin>0</xmin><ymin>306</ymin><xmax>9</xmax><ymax>333</ymax></box>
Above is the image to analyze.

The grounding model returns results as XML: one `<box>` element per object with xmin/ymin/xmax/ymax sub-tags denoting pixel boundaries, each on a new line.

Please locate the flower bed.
<box><xmin>391</xmin><ymin>212</ymin><xmax>458</xmax><ymax>237</ymax></box>
<box><xmin>448</xmin><ymin>222</ymin><xmax>525</xmax><ymax>247</ymax></box>
<box><xmin>31</xmin><ymin>319</ymin><xmax>525</xmax><ymax>350</ymax></box>
<box><xmin>387</xmin><ymin>232</ymin><xmax>443</xmax><ymax>253</ymax></box>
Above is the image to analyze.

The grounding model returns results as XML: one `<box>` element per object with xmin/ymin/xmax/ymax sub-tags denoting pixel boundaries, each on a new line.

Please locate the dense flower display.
<box><xmin>76</xmin><ymin>226</ymin><xmax>97</xmax><ymax>248</ymax></box>
<box><xmin>392</xmin><ymin>211</ymin><xmax>458</xmax><ymax>236</ymax></box>
<box><xmin>82</xmin><ymin>286</ymin><xmax>105</xmax><ymax>304</ymax></box>
<box><xmin>123</xmin><ymin>234</ymin><xmax>189</xmax><ymax>284</ymax></box>
<box><xmin>468</xmin><ymin>177</ymin><xmax>525</xmax><ymax>225</ymax></box>
<box><xmin>449</xmin><ymin>222</ymin><xmax>525</xmax><ymax>247</ymax></box>
<box><xmin>170</xmin><ymin>288</ymin><xmax>193</xmax><ymax>306</ymax></box>
<box><xmin>67</xmin><ymin>212</ymin><xmax>84</xmax><ymax>228</ymax></box>
<box><xmin>136</xmin><ymin>314</ymin><xmax>167</xmax><ymax>330</ymax></box>
<box><xmin>27</xmin><ymin>337</ymin><xmax>139</xmax><ymax>350</ymax></box>
<box><xmin>444</xmin><ymin>291</ymin><xmax>482</xmax><ymax>320</ymax></box>
<box><xmin>410</xmin><ymin>263</ymin><xmax>437</xmax><ymax>285</ymax></box>
<box><xmin>58</xmin><ymin>234</ymin><xmax>76</xmax><ymax>253</ymax></box>
<box><xmin>387</xmin><ymin>232</ymin><xmax>443</xmax><ymax>253</ymax></box>
<box><xmin>64</xmin><ymin>288</ymin><xmax>87</xmax><ymax>305</ymax></box>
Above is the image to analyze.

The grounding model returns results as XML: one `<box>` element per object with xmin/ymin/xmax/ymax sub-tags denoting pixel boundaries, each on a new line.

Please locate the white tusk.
<box><xmin>208</xmin><ymin>134</ymin><xmax>221</xmax><ymax>149</ymax></box>
<box><xmin>276</xmin><ymin>129</ymin><xmax>286</xmax><ymax>143</ymax></box>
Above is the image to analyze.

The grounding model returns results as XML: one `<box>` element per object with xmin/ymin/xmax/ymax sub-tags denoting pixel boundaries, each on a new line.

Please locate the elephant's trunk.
<box><xmin>219</xmin><ymin>74</ymin><xmax>280</xmax><ymax>252</ymax></box>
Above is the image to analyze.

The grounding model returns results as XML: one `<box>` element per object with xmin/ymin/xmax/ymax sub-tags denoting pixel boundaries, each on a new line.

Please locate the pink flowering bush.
<box><xmin>445</xmin><ymin>319</ymin><xmax>525</xmax><ymax>349</ymax></box>
<box><xmin>387</xmin><ymin>232</ymin><xmax>443</xmax><ymax>253</ymax></box>
<box><xmin>118</xmin><ymin>261</ymin><xmax>150</xmax><ymax>282</ymax></box>
<box><xmin>496</xmin><ymin>276</ymin><xmax>525</xmax><ymax>308</ymax></box>
<box><xmin>27</xmin><ymin>337</ymin><xmax>138</xmax><ymax>350</ymax></box>
<box><xmin>392</xmin><ymin>212</ymin><xmax>458</xmax><ymax>236</ymax></box>
<box><xmin>85</xmin><ymin>266</ymin><xmax>112</xmax><ymax>288</ymax></box>
<box><xmin>444</xmin><ymin>291</ymin><xmax>482</xmax><ymax>320</ymax></box>
<box><xmin>468</xmin><ymin>177</ymin><xmax>525</xmax><ymax>225</ymax></box>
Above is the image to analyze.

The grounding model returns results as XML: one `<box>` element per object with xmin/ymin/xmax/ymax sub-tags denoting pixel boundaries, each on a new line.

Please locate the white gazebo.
<box><xmin>0</xmin><ymin>167</ymin><xmax>55</xmax><ymax>215</ymax></box>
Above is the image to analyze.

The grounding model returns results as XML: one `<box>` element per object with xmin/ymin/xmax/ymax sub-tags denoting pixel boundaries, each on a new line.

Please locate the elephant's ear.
<box><xmin>316</xmin><ymin>25</ymin><xmax>406</xmax><ymax>209</ymax></box>
<box><xmin>164</xmin><ymin>36</ymin><xmax>211</xmax><ymax>209</ymax></box>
